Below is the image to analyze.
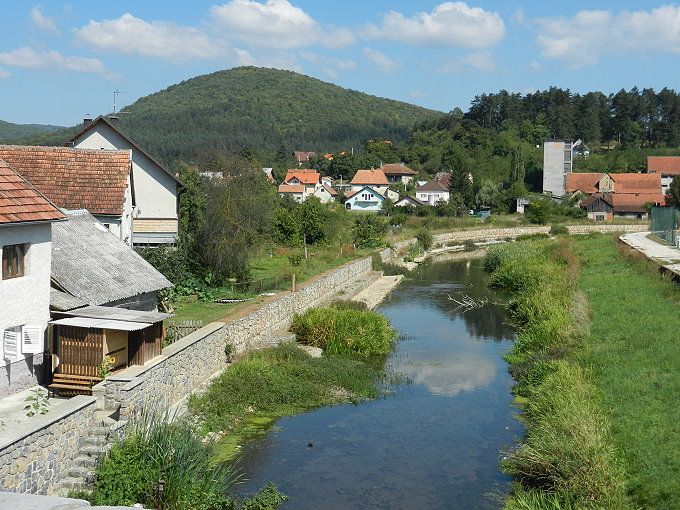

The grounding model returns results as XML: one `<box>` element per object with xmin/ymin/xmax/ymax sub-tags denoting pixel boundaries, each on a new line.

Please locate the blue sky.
<box><xmin>2</xmin><ymin>1</ymin><xmax>680</xmax><ymax>126</ymax></box>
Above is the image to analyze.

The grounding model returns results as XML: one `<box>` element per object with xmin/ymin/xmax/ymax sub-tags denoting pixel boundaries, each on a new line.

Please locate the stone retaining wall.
<box><xmin>101</xmin><ymin>256</ymin><xmax>373</xmax><ymax>420</ymax></box>
<box><xmin>0</xmin><ymin>396</ymin><xmax>96</xmax><ymax>495</ymax></box>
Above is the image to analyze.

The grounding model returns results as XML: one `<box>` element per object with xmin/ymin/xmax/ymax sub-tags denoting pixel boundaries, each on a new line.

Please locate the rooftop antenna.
<box><xmin>113</xmin><ymin>90</ymin><xmax>127</xmax><ymax>114</ymax></box>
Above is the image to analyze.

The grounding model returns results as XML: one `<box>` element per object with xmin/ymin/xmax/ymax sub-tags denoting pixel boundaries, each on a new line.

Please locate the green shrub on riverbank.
<box><xmin>75</xmin><ymin>410</ymin><xmax>286</xmax><ymax>509</ymax></box>
<box><xmin>486</xmin><ymin>239</ymin><xmax>631</xmax><ymax>509</ymax></box>
<box><xmin>290</xmin><ymin>307</ymin><xmax>396</xmax><ymax>355</ymax></box>
<box><xmin>189</xmin><ymin>343</ymin><xmax>385</xmax><ymax>434</ymax></box>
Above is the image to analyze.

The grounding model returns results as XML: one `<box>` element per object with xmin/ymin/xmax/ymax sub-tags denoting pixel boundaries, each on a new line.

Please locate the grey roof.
<box><xmin>57</xmin><ymin>304</ymin><xmax>173</xmax><ymax>323</ymax></box>
<box><xmin>51</xmin><ymin>211</ymin><xmax>172</xmax><ymax>306</ymax></box>
<box><xmin>50</xmin><ymin>288</ymin><xmax>88</xmax><ymax>311</ymax></box>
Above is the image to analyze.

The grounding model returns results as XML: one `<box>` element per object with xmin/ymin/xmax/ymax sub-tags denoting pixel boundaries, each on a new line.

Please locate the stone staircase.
<box><xmin>58</xmin><ymin>411</ymin><xmax>117</xmax><ymax>493</ymax></box>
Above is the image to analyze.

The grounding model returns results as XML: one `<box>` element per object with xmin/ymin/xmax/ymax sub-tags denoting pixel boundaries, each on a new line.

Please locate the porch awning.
<box><xmin>50</xmin><ymin>317</ymin><xmax>151</xmax><ymax>331</ymax></box>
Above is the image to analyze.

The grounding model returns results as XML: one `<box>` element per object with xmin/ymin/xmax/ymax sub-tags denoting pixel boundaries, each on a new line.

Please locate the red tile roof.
<box><xmin>566</xmin><ymin>173</ymin><xmax>604</xmax><ymax>193</ymax></box>
<box><xmin>610</xmin><ymin>193</ymin><xmax>665</xmax><ymax>210</ymax></box>
<box><xmin>293</xmin><ymin>151</ymin><xmax>317</xmax><ymax>163</ymax></box>
<box><xmin>381</xmin><ymin>163</ymin><xmax>416</xmax><ymax>175</ymax></box>
<box><xmin>0</xmin><ymin>146</ymin><xmax>131</xmax><ymax>216</ymax></box>
<box><xmin>278</xmin><ymin>184</ymin><xmax>304</xmax><ymax>193</ymax></box>
<box><xmin>647</xmin><ymin>156</ymin><xmax>680</xmax><ymax>175</ymax></box>
<box><xmin>351</xmin><ymin>169</ymin><xmax>389</xmax><ymax>186</ymax></box>
<box><xmin>322</xmin><ymin>184</ymin><xmax>338</xmax><ymax>196</ymax></box>
<box><xmin>610</xmin><ymin>173</ymin><xmax>662</xmax><ymax>194</ymax></box>
<box><xmin>283</xmin><ymin>169</ymin><xmax>320</xmax><ymax>185</ymax></box>
<box><xmin>0</xmin><ymin>159</ymin><xmax>65</xmax><ymax>225</ymax></box>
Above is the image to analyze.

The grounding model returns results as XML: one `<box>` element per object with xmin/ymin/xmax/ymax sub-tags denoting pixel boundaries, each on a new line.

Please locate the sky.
<box><xmin>2</xmin><ymin>1</ymin><xmax>680</xmax><ymax>126</ymax></box>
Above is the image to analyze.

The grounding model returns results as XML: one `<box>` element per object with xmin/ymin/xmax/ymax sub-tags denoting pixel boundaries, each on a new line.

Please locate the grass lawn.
<box><xmin>575</xmin><ymin>234</ymin><xmax>680</xmax><ymax>508</ymax></box>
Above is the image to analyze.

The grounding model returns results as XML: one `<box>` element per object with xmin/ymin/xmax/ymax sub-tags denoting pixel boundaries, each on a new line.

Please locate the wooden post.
<box><xmin>291</xmin><ymin>273</ymin><xmax>296</xmax><ymax>292</ymax></box>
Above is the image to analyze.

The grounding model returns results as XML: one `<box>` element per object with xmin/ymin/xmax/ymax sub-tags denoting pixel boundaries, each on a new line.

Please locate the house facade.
<box><xmin>380</xmin><ymin>163</ymin><xmax>417</xmax><ymax>184</ymax></box>
<box><xmin>66</xmin><ymin>116</ymin><xmax>183</xmax><ymax>245</ymax></box>
<box><xmin>647</xmin><ymin>156</ymin><xmax>680</xmax><ymax>193</ymax></box>
<box><xmin>416</xmin><ymin>178</ymin><xmax>450</xmax><ymax>205</ymax></box>
<box><xmin>344</xmin><ymin>186</ymin><xmax>385</xmax><ymax>212</ymax></box>
<box><xmin>0</xmin><ymin>159</ymin><xmax>65</xmax><ymax>397</ymax></box>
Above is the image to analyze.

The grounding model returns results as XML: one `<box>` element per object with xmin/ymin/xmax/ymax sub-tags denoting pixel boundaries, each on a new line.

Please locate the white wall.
<box><xmin>0</xmin><ymin>223</ymin><xmax>52</xmax><ymax>395</ymax></box>
<box><xmin>73</xmin><ymin>125</ymin><xmax>178</xmax><ymax>220</ymax></box>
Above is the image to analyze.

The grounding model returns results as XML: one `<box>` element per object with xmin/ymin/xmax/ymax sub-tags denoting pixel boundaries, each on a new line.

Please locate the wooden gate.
<box><xmin>128</xmin><ymin>322</ymin><xmax>162</xmax><ymax>366</ymax></box>
<box><xmin>55</xmin><ymin>325</ymin><xmax>104</xmax><ymax>377</ymax></box>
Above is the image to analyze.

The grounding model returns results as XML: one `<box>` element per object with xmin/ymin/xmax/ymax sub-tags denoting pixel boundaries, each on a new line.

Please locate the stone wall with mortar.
<box><xmin>101</xmin><ymin>256</ymin><xmax>374</xmax><ymax>420</ymax></box>
<box><xmin>0</xmin><ymin>396</ymin><xmax>96</xmax><ymax>495</ymax></box>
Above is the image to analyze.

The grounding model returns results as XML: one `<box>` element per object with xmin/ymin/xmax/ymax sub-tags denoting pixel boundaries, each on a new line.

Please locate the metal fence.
<box><xmin>225</xmin><ymin>274</ymin><xmax>290</xmax><ymax>294</ymax></box>
<box><xmin>650</xmin><ymin>206</ymin><xmax>680</xmax><ymax>245</ymax></box>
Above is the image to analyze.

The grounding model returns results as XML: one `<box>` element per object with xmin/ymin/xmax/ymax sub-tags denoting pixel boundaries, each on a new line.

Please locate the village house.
<box><xmin>566</xmin><ymin>172</ymin><xmax>664</xmax><ymax>220</ymax></box>
<box><xmin>292</xmin><ymin>151</ymin><xmax>316</xmax><ymax>165</ymax></box>
<box><xmin>416</xmin><ymin>173</ymin><xmax>451</xmax><ymax>205</ymax></box>
<box><xmin>380</xmin><ymin>163</ymin><xmax>417</xmax><ymax>185</ymax></box>
<box><xmin>66</xmin><ymin>115</ymin><xmax>183</xmax><ymax>245</ymax></box>
<box><xmin>350</xmin><ymin>169</ymin><xmax>390</xmax><ymax>196</ymax></box>
<box><xmin>0</xmin><ymin>145</ymin><xmax>134</xmax><ymax>245</ymax></box>
<box><xmin>647</xmin><ymin>156</ymin><xmax>680</xmax><ymax>193</ymax></box>
<box><xmin>278</xmin><ymin>169</ymin><xmax>335</xmax><ymax>203</ymax></box>
<box><xmin>344</xmin><ymin>186</ymin><xmax>385</xmax><ymax>212</ymax></box>
<box><xmin>0</xmin><ymin>159</ymin><xmax>65</xmax><ymax>398</ymax></box>
<box><xmin>395</xmin><ymin>196</ymin><xmax>426</xmax><ymax>208</ymax></box>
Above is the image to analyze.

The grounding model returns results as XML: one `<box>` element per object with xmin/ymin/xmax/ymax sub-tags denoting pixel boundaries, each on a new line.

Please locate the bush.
<box><xmin>415</xmin><ymin>229</ymin><xmax>433</xmax><ymax>251</ymax></box>
<box><xmin>549</xmin><ymin>224</ymin><xmax>569</xmax><ymax>235</ymax></box>
<box><xmin>290</xmin><ymin>307</ymin><xmax>395</xmax><ymax>355</ymax></box>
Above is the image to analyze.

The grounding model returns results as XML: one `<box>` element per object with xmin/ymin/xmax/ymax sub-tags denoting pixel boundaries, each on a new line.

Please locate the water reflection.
<box><xmin>236</xmin><ymin>258</ymin><xmax>523</xmax><ymax>509</ymax></box>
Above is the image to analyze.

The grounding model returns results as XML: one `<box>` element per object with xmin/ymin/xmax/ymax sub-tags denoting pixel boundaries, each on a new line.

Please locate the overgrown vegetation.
<box><xmin>73</xmin><ymin>410</ymin><xmax>286</xmax><ymax>509</ymax></box>
<box><xmin>290</xmin><ymin>306</ymin><xmax>396</xmax><ymax>355</ymax></box>
<box><xmin>189</xmin><ymin>343</ymin><xmax>389</xmax><ymax>437</ymax></box>
<box><xmin>485</xmin><ymin>239</ymin><xmax>631</xmax><ymax>509</ymax></box>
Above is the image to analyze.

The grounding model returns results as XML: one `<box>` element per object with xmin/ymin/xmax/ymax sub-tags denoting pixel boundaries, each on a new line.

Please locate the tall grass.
<box><xmin>189</xmin><ymin>343</ymin><xmax>386</xmax><ymax>434</ymax></box>
<box><xmin>290</xmin><ymin>306</ymin><xmax>396</xmax><ymax>355</ymax></box>
<box><xmin>486</xmin><ymin>238</ymin><xmax>632</xmax><ymax>508</ymax></box>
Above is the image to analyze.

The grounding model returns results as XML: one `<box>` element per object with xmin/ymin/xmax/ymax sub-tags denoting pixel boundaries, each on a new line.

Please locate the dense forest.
<box><xmin>13</xmin><ymin>66</ymin><xmax>441</xmax><ymax>164</ymax></box>
<box><xmin>0</xmin><ymin>119</ymin><xmax>65</xmax><ymax>143</ymax></box>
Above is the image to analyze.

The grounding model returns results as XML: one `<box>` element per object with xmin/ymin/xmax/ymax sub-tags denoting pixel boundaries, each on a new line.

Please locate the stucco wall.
<box><xmin>0</xmin><ymin>396</ymin><xmax>97</xmax><ymax>495</ymax></box>
<box><xmin>0</xmin><ymin>223</ymin><xmax>52</xmax><ymax>398</ymax></box>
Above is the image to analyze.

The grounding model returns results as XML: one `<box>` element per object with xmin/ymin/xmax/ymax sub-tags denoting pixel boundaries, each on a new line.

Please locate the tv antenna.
<box><xmin>113</xmin><ymin>90</ymin><xmax>127</xmax><ymax>114</ymax></box>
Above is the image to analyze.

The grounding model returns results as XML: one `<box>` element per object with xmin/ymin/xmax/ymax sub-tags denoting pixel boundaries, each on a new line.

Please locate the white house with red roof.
<box><xmin>0</xmin><ymin>159</ymin><xmax>65</xmax><ymax>397</ymax></box>
<box><xmin>278</xmin><ymin>169</ymin><xmax>336</xmax><ymax>203</ymax></box>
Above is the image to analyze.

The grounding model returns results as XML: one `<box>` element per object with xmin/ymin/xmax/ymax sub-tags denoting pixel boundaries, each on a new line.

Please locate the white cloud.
<box><xmin>436</xmin><ymin>49</ymin><xmax>495</xmax><ymax>74</ymax></box>
<box><xmin>31</xmin><ymin>6</ymin><xmax>60</xmax><ymax>35</ymax></box>
<box><xmin>0</xmin><ymin>68</ymin><xmax>10</xmax><ymax>79</ymax></box>
<box><xmin>0</xmin><ymin>47</ymin><xmax>114</xmax><ymax>77</ymax></box>
<box><xmin>300</xmin><ymin>52</ymin><xmax>356</xmax><ymax>78</ymax></box>
<box><xmin>529</xmin><ymin>60</ymin><xmax>542</xmax><ymax>70</ymax></box>
<box><xmin>233</xmin><ymin>48</ymin><xmax>302</xmax><ymax>72</ymax></box>
<box><xmin>367</xmin><ymin>2</ymin><xmax>505</xmax><ymax>48</ymax></box>
<box><xmin>363</xmin><ymin>47</ymin><xmax>401</xmax><ymax>73</ymax></box>
<box><xmin>536</xmin><ymin>6</ymin><xmax>680</xmax><ymax>68</ymax></box>
<box><xmin>73</xmin><ymin>13</ymin><xmax>223</xmax><ymax>61</ymax></box>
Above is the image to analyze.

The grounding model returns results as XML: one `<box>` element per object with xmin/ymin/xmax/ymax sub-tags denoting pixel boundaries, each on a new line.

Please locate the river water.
<box><xmin>236</xmin><ymin>258</ymin><xmax>523</xmax><ymax>509</ymax></box>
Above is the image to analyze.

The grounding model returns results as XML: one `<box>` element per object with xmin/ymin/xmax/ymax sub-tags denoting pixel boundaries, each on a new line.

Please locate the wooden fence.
<box><xmin>165</xmin><ymin>319</ymin><xmax>204</xmax><ymax>344</ymax></box>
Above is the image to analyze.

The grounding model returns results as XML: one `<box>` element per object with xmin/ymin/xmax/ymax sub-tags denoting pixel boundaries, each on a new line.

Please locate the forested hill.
<box><xmin>0</xmin><ymin>119</ymin><xmax>65</xmax><ymax>143</ymax></box>
<box><xmin>17</xmin><ymin>67</ymin><xmax>442</xmax><ymax>164</ymax></box>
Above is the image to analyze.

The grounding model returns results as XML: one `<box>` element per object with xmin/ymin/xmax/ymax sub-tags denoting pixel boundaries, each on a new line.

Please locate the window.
<box><xmin>2</xmin><ymin>243</ymin><xmax>26</xmax><ymax>279</ymax></box>
<box><xmin>361</xmin><ymin>193</ymin><xmax>372</xmax><ymax>201</ymax></box>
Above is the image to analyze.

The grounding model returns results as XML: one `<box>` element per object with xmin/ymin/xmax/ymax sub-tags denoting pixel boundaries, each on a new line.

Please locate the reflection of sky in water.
<box><xmin>236</xmin><ymin>259</ymin><xmax>523</xmax><ymax>510</ymax></box>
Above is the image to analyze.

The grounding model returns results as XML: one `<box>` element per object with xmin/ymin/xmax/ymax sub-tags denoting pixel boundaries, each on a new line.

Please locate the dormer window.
<box><xmin>2</xmin><ymin>243</ymin><xmax>26</xmax><ymax>279</ymax></box>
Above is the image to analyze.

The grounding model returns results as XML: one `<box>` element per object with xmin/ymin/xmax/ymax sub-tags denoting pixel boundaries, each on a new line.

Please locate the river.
<box><xmin>236</xmin><ymin>257</ymin><xmax>523</xmax><ymax>509</ymax></box>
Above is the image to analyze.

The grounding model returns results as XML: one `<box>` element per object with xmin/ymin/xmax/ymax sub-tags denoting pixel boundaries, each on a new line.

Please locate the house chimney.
<box><xmin>83</xmin><ymin>117</ymin><xmax>93</xmax><ymax>126</ymax></box>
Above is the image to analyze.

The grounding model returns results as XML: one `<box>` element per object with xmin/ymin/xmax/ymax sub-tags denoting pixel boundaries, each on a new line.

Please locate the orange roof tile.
<box><xmin>351</xmin><ymin>169</ymin><xmax>389</xmax><ymax>186</ymax></box>
<box><xmin>0</xmin><ymin>159</ymin><xmax>65</xmax><ymax>225</ymax></box>
<box><xmin>323</xmin><ymin>184</ymin><xmax>338</xmax><ymax>196</ymax></box>
<box><xmin>0</xmin><ymin>146</ymin><xmax>131</xmax><ymax>216</ymax></box>
<box><xmin>278</xmin><ymin>184</ymin><xmax>305</xmax><ymax>193</ymax></box>
<box><xmin>283</xmin><ymin>169</ymin><xmax>320</xmax><ymax>185</ymax></box>
<box><xmin>610</xmin><ymin>173</ymin><xmax>661</xmax><ymax>194</ymax></box>
<box><xmin>381</xmin><ymin>163</ymin><xmax>416</xmax><ymax>175</ymax></box>
<box><xmin>647</xmin><ymin>156</ymin><xmax>680</xmax><ymax>175</ymax></box>
<box><xmin>566</xmin><ymin>173</ymin><xmax>604</xmax><ymax>193</ymax></box>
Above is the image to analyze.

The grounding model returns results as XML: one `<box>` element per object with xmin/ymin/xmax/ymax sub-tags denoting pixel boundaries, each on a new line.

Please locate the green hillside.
<box><xmin>16</xmin><ymin>67</ymin><xmax>442</xmax><ymax>164</ymax></box>
<box><xmin>0</xmin><ymin>119</ymin><xmax>65</xmax><ymax>143</ymax></box>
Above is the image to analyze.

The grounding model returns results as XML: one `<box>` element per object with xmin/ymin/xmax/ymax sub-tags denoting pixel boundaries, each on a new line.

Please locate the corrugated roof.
<box><xmin>51</xmin><ymin>211</ymin><xmax>171</xmax><ymax>305</ymax></box>
<box><xmin>51</xmin><ymin>317</ymin><xmax>151</xmax><ymax>332</ymax></box>
<box><xmin>0</xmin><ymin>145</ymin><xmax>131</xmax><ymax>216</ymax></box>
<box><xmin>351</xmin><ymin>169</ymin><xmax>389</xmax><ymax>186</ymax></box>
<box><xmin>381</xmin><ymin>163</ymin><xmax>416</xmax><ymax>175</ymax></box>
<box><xmin>647</xmin><ymin>156</ymin><xmax>680</xmax><ymax>175</ymax></box>
<box><xmin>50</xmin><ymin>288</ymin><xmax>89</xmax><ymax>311</ymax></box>
<box><xmin>58</xmin><ymin>304</ymin><xmax>173</xmax><ymax>323</ymax></box>
<box><xmin>566</xmin><ymin>173</ymin><xmax>604</xmax><ymax>193</ymax></box>
<box><xmin>0</xmin><ymin>158</ymin><xmax>65</xmax><ymax>225</ymax></box>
